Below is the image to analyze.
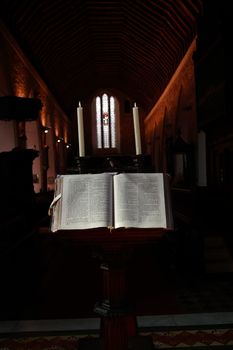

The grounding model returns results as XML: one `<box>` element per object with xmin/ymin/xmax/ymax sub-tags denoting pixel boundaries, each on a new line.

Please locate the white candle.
<box><xmin>132</xmin><ymin>102</ymin><xmax>142</xmax><ymax>155</ymax></box>
<box><xmin>77</xmin><ymin>101</ymin><xmax>85</xmax><ymax>157</ymax></box>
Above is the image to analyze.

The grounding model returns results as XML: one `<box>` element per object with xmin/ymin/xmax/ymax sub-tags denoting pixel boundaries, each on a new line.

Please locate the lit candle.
<box><xmin>132</xmin><ymin>102</ymin><xmax>142</xmax><ymax>155</ymax></box>
<box><xmin>77</xmin><ymin>101</ymin><xmax>85</xmax><ymax>157</ymax></box>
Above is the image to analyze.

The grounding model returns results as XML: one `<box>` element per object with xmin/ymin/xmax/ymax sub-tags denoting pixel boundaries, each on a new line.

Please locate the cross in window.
<box><xmin>103</xmin><ymin>113</ymin><xmax>109</xmax><ymax>125</ymax></box>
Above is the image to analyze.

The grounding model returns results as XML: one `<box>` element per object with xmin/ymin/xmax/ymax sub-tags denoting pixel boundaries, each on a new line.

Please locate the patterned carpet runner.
<box><xmin>1</xmin><ymin>328</ymin><xmax>233</xmax><ymax>349</ymax></box>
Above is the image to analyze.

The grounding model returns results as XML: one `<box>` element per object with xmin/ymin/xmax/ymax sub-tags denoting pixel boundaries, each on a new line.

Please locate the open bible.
<box><xmin>50</xmin><ymin>172</ymin><xmax>173</xmax><ymax>232</ymax></box>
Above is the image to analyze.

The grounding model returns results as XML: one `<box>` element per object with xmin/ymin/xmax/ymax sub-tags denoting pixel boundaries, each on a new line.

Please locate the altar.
<box><xmin>69</xmin><ymin>154</ymin><xmax>153</xmax><ymax>174</ymax></box>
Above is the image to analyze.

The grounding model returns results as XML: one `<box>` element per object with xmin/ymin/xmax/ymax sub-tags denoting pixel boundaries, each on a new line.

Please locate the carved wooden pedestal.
<box><xmin>54</xmin><ymin>228</ymin><xmax>166</xmax><ymax>350</ymax></box>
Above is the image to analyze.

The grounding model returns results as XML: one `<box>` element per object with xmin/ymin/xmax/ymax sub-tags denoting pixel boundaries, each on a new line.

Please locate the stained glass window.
<box><xmin>95</xmin><ymin>93</ymin><xmax>116</xmax><ymax>149</ymax></box>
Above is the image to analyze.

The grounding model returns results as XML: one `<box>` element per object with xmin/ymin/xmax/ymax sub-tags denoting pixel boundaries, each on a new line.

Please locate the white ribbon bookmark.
<box><xmin>48</xmin><ymin>193</ymin><xmax>62</xmax><ymax>216</ymax></box>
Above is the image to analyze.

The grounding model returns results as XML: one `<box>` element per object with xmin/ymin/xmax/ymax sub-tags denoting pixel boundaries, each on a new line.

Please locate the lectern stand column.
<box><xmin>94</xmin><ymin>261</ymin><xmax>137</xmax><ymax>350</ymax></box>
<box><xmin>78</xmin><ymin>246</ymin><xmax>154</xmax><ymax>350</ymax></box>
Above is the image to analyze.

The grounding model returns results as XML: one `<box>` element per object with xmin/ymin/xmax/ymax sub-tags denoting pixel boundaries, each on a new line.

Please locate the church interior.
<box><xmin>0</xmin><ymin>0</ymin><xmax>233</xmax><ymax>349</ymax></box>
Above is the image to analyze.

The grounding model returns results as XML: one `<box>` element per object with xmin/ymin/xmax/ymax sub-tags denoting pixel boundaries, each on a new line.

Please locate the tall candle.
<box><xmin>77</xmin><ymin>101</ymin><xmax>85</xmax><ymax>157</ymax></box>
<box><xmin>132</xmin><ymin>102</ymin><xmax>142</xmax><ymax>155</ymax></box>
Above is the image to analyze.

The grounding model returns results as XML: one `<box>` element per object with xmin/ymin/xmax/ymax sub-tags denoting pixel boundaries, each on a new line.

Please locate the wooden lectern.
<box><xmin>50</xmin><ymin>156</ymin><xmax>171</xmax><ymax>348</ymax></box>
<box><xmin>54</xmin><ymin>227</ymin><xmax>167</xmax><ymax>350</ymax></box>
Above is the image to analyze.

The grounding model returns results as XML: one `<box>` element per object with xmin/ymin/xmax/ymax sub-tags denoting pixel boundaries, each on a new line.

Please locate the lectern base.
<box><xmin>78</xmin><ymin>335</ymin><xmax>154</xmax><ymax>350</ymax></box>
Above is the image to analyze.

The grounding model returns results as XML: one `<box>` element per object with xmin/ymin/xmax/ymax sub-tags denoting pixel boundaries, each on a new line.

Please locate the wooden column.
<box><xmin>94</xmin><ymin>249</ymin><xmax>137</xmax><ymax>350</ymax></box>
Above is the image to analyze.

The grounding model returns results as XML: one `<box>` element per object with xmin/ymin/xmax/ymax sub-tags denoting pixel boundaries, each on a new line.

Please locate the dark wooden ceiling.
<box><xmin>0</xmin><ymin>0</ymin><xmax>203</xmax><ymax>117</ymax></box>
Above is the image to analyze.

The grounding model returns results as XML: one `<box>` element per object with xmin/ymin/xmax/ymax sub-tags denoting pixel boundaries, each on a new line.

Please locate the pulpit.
<box><xmin>0</xmin><ymin>149</ymin><xmax>39</xmax><ymax>250</ymax></box>
<box><xmin>53</xmin><ymin>227</ymin><xmax>167</xmax><ymax>350</ymax></box>
<box><xmin>0</xmin><ymin>96</ymin><xmax>41</xmax><ymax>254</ymax></box>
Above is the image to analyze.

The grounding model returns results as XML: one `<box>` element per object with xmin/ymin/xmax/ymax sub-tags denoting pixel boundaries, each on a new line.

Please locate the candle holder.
<box><xmin>132</xmin><ymin>154</ymin><xmax>144</xmax><ymax>172</ymax></box>
<box><xmin>76</xmin><ymin>156</ymin><xmax>89</xmax><ymax>174</ymax></box>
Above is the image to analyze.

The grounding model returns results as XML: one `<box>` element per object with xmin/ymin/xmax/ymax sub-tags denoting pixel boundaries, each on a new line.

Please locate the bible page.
<box><xmin>59</xmin><ymin>173</ymin><xmax>113</xmax><ymax>230</ymax></box>
<box><xmin>113</xmin><ymin>173</ymin><xmax>167</xmax><ymax>229</ymax></box>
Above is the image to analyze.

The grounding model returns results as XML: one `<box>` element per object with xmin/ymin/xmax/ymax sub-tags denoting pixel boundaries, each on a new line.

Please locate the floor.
<box><xmin>1</xmin><ymin>313</ymin><xmax>233</xmax><ymax>349</ymax></box>
<box><xmin>1</xmin><ymin>312</ymin><xmax>233</xmax><ymax>334</ymax></box>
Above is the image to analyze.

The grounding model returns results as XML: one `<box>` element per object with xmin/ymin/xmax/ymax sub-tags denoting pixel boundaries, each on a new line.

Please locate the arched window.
<box><xmin>95</xmin><ymin>93</ymin><xmax>118</xmax><ymax>149</ymax></box>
